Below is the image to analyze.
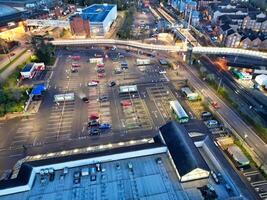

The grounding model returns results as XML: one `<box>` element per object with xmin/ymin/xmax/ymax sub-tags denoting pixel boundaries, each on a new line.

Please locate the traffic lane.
<box><xmin>182</xmin><ymin>63</ymin><xmax>267</xmax><ymax>163</ymax></box>
<box><xmin>200</xmin><ymin>56</ymin><xmax>266</xmax><ymax>118</ymax></box>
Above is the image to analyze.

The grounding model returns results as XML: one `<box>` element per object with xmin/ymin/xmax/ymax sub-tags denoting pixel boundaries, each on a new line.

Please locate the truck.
<box><xmin>230</xmin><ymin>69</ymin><xmax>244</xmax><ymax>80</ymax></box>
<box><xmin>136</xmin><ymin>58</ymin><xmax>151</xmax><ymax>66</ymax></box>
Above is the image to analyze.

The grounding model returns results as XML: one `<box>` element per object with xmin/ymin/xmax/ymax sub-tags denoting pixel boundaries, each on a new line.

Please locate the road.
<box><xmin>178</xmin><ymin>60</ymin><xmax>267</xmax><ymax>169</ymax></box>
<box><xmin>0</xmin><ymin>50</ymin><xmax>31</xmax><ymax>82</ymax></box>
<box><xmin>199</xmin><ymin>56</ymin><xmax>267</xmax><ymax>126</ymax></box>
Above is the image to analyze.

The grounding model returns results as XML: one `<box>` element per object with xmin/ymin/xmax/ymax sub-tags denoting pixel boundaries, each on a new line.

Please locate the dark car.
<box><xmin>82</xmin><ymin>97</ymin><xmax>89</xmax><ymax>103</ymax></box>
<box><xmin>88</xmin><ymin>120</ymin><xmax>99</xmax><ymax>127</ymax></box>
<box><xmin>71</xmin><ymin>68</ymin><xmax>78</xmax><ymax>73</ymax></box>
<box><xmin>90</xmin><ymin>128</ymin><xmax>100</xmax><ymax>136</ymax></box>
<box><xmin>97</xmin><ymin>68</ymin><xmax>105</xmax><ymax>73</ymax></box>
<box><xmin>108</xmin><ymin>81</ymin><xmax>116</xmax><ymax>87</ymax></box>
<box><xmin>98</xmin><ymin>95</ymin><xmax>108</xmax><ymax>102</ymax></box>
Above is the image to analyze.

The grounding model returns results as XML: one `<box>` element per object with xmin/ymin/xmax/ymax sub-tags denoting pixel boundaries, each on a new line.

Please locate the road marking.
<box><xmin>244</xmin><ymin>171</ymin><xmax>259</xmax><ymax>176</ymax></box>
<box><xmin>8</xmin><ymin>153</ymin><xmax>24</xmax><ymax>158</ymax></box>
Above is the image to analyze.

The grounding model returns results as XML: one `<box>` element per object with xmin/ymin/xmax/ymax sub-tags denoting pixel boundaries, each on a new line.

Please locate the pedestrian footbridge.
<box><xmin>51</xmin><ymin>39</ymin><xmax>267</xmax><ymax>60</ymax></box>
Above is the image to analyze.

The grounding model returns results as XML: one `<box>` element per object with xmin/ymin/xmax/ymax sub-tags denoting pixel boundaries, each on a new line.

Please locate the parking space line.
<box><xmin>251</xmin><ymin>180</ymin><xmax>267</xmax><ymax>187</ymax></box>
<box><xmin>244</xmin><ymin>171</ymin><xmax>259</xmax><ymax>176</ymax></box>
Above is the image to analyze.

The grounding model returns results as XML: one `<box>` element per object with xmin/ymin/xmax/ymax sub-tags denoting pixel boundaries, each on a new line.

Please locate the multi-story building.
<box><xmin>79</xmin><ymin>4</ymin><xmax>117</xmax><ymax>36</ymax></box>
<box><xmin>224</xmin><ymin>30</ymin><xmax>242</xmax><ymax>47</ymax></box>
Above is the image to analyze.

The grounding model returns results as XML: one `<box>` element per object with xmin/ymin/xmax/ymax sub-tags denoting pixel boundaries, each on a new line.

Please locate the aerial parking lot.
<box><xmin>0</xmin><ymin>47</ymin><xmax>172</xmax><ymax>155</ymax></box>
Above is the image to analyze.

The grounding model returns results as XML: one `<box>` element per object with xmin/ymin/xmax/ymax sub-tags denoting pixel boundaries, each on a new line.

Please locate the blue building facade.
<box><xmin>170</xmin><ymin>0</ymin><xmax>200</xmax><ymax>25</ymax></box>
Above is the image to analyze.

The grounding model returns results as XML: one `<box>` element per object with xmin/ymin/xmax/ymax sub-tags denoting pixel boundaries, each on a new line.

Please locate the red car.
<box><xmin>211</xmin><ymin>101</ymin><xmax>220</xmax><ymax>109</ymax></box>
<box><xmin>120</xmin><ymin>100</ymin><xmax>132</xmax><ymax>107</ymax></box>
<box><xmin>98</xmin><ymin>73</ymin><xmax>105</xmax><ymax>78</ymax></box>
<box><xmin>72</xmin><ymin>56</ymin><xmax>80</xmax><ymax>61</ymax></box>
<box><xmin>89</xmin><ymin>112</ymin><xmax>99</xmax><ymax>120</ymax></box>
<box><xmin>91</xmin><ymin>80</ymin><xmax>99</xmax><ymax>83</ymax></box>
<box><xmin>97</xmin><ymin>63</ymin><xmax>104</xmax><ymax>68</ymax></box>
<box><xmin>72</xmin><ymin>63</ymin><xmax>80</xmax><ymax>67</ymax></box>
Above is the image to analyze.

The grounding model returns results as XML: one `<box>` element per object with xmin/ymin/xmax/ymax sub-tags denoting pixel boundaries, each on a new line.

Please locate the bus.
<box><xmin>169</xmin><ymin>100</ymin><xmax>189</xmax><ymax>123</ymax></box>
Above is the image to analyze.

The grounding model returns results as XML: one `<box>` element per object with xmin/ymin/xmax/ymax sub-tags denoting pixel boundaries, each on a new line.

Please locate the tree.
<box><xmin>31</xmin><ymin>36</ymin><xmax>55</xmax><ymax>65</ymax></box>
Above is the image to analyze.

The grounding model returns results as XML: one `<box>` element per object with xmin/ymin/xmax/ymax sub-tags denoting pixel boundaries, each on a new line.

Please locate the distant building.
<box><xmin>69</xmin><ymin>15</ymin><xmax>90</xmax><ymax>37</ymax></box>
<box><xmin>0</xmin><ymin>4</ymin><xmax>26</xmax><ymax>27</ymax></box>
<box><xmin>170</xmin><ymin>0</ymin><xmax>200</xmax><ymax>25</ymax></box>
<box><xmin>79</xmin><ymin>4</ymin><xmax>117</xmax><ymax>36</ymax></box>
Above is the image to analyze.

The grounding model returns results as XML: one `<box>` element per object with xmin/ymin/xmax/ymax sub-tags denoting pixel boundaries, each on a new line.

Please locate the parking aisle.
<box><xmin>10</xmin><ymin>117</ymin><xmax>37</xmax><ymax>148</ymax></box>
<box><xmin>44</xmin><ymin>101</ymin><xmax>75</xmax><ymax>142</ymax></box>
<box><xmin>146</xmin><ymin>85</ymin><xmax>176</xmax><ymax>121</ymax></box>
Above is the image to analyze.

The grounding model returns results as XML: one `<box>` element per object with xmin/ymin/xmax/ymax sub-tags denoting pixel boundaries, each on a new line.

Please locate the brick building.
<box><xmin>69</xmin><ymin>15</ymin><xmax>90</xmax><ymax>37</ymax></box>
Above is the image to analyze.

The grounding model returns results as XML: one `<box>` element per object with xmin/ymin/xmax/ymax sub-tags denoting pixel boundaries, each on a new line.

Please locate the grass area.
<box><xmin>207</xmin><ymin>78</ymin><xmax>267</xmax><ymax>142</ymax></box>
<box><xmin>235</xmin><ymin>139</ymin><xmax>267</xmax><ymax>178</ymax></box>
<box><xmin>0</xmin><ymin>49</ymin><xmax>28</xmax><ymax>74</ymax></box>
<box><xmin>234</xmin><ymin>140</ymin><xmax>256</xmax><ymax>166</ymax></box>
<box><xmin>0</xmin><ymin>58</ymin><xmax>32</xmax><ymax>117</ymax></box>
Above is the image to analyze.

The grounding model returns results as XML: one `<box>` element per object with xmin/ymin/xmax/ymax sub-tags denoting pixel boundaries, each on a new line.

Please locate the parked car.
<box><xmin>97</xmin><ymin>68</ymin><xmax>105</xmax><ymax>73</ymax></box>
<box><xmin>94</xmin><ymin>54</ymin><xmax>102</xmax><ymax>58</ymax></box>
<box><xmin>89</xmin><ymin>112</ymin><xmax>99</xmax><ymax>120</ymax></box>
<box><xmin>99</xmin><ymin>123</ymin><xmax>111</xmax><ymax>129</ymax></box>
<box><xmin>89</xmin><ymin>128</ymin><xmax>100</xmax><ymax>136</ymax></box>
<box><xmin>88</xmin><ymin>81</ymin><xmax>98</xmax><ymax>87</ymax></box>
<box><xmin>120</xmin><ymin>100</ymin><xmax>132</xmax><ymax>106</ymax></box>
<box><xmin>91</xmin><ymin>80</ymin><xmax>99</xmax><ymax>83</ymax></box>
<box><xmin>72</xmin><ymin>63</ymin><xmax>80</xmax><ymax>67</ymax></box>
<box><xmin>159</xmin><ymin>70</ymin><xmax>166</xmax><ymax>74</ymax></box>
<box><xmin>206</xmin><ymin>120</ymin><xmax>219</xmax><ymax>127</ymax></box>
<box><xmin>98</xmin><ymin>95</ymin><xmax>108</xmax><ymax>102</ymax></box>
<box><xmin>98</xmin><ymin>73</ymin><xmax>105</xmax><ymax>78</ymax></box>
<box><xmin>108</xmin><ymin>81</ymin><xmax>116</xmax><ymax>87</ymax></box>
<box><xmin>201</xmin><ymin>111</ymin><xmax>212</xmax><ymax>120</ymax></box>
<box><xmin>82</xmin><ymin>97</ymin><xmax>89</xmax><ymax>103</ymax></box>
<box><xmin>88</xmin><ymin>120</ymin><xmax>99</xmax><ymax>127</ymax></box>
<box><xmin>97</xmin><ymin>63</ymin><xmax>104</xmax><ymax>67</ymax></box>
<box><xmin>71</xmin><ymin>68</ymin><xmax>78</xmax><ymax>73</ymax></box>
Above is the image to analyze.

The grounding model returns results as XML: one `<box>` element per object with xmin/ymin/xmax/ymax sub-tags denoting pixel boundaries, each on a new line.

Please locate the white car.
<box><xmin>159</xmin><ymin>70</ymin><xmax>166</xmax><ymax>74</ymax></box>
<box><xmin>88</xmin><ymin>81</ymin><xmax>98</xmax><ymax>87</ymax></box>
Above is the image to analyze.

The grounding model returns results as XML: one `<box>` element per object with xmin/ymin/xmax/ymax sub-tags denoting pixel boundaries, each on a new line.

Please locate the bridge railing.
<box><xmin>51</xmin><ymin>39</ymin><xmax>267</xmax><ymax>60</ymax></box>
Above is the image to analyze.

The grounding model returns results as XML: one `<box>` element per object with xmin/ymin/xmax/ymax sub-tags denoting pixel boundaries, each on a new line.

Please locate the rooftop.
<box><xmin>2</xmin><ymin>154</ymin><xmax>194</xmax><ymax>200</ymax></box>
<box><xmin>81</xmin><ymin>4</ymin><xmax>115</xmax><ymax>23</ymax></box>
<box><xmin>21</xmin><ymin>63</ymin><xmax>34</xmax><ymax>72</ymax></box>
<box><xmin>159</xmin><ymin>121</ymin><xmax>209</xmax><ymax>178</ymax></box>
<box><xmin>0</xmin><ymin>4</ymin><xmax>18</xmax><ymax>17</ymax></box>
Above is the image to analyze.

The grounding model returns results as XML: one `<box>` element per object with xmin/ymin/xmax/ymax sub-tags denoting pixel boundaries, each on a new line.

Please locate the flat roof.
<box><xmin>2</xmin><ymin>154</ymin><xmax>195</xmax><ymax>200</ymax></box>
<box><xmin>81</xmin><ymin>4</ymin><xmax>115</xmax><ymax>23</ymax></box>
<box><xmin>21</xmin><ymin>63</ymin><xmax>34</xmax><ymax>72</ymax></box>
<box><xmin>119</xmin><ymin>85</ymin><xmax>137</xmax><ymax>93</ymax></box>
<box><xmin>0</xmin><ymin>142</ymin><xmax>204</xmax><ymax>200</ymax></box>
